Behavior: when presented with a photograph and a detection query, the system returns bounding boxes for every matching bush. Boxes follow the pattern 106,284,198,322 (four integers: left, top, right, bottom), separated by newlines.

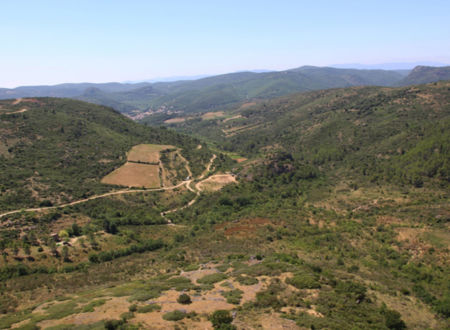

222,289,243,304
136,304,161,313
197,273,227,285
210,310,234,329
162,310,186,321
286,274,321,289
383,309,406,329
177,293,192,304
235,275,258,286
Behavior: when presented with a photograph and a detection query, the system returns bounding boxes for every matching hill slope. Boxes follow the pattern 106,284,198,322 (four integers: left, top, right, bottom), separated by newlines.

0,67,407,117
398,65,450,85
0,98,211,211
163,81,450,187
0,84,448,329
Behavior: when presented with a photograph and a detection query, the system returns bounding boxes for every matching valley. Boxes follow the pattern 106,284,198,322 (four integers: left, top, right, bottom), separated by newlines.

0,79,449,330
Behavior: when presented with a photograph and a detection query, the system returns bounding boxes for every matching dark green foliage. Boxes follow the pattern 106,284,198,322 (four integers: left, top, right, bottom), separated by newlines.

88,239,163,263
210,310,234,329
382,308,407,330
435,296,450,318
234,275,258,286
255,282,285,310
197,273,227,284
221,289,243,304
177,293,192,304
286,273,321,289
136,304,161,313
162,310,186,321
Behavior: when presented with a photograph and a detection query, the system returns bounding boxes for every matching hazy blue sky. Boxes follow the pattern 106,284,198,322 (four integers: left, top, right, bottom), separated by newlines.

1,0,449,87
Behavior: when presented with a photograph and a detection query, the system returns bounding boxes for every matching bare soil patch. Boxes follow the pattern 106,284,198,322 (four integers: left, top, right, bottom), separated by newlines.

101,162,160,188
196,174,236,192
223,114,243,122
164,117,186,124
202,111,225,120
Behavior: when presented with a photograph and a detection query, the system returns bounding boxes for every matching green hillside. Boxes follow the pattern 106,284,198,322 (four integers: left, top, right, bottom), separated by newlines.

399,66,450,85
92,67,405,116
0,85,448,329
166,81,450,188
0,98,212,211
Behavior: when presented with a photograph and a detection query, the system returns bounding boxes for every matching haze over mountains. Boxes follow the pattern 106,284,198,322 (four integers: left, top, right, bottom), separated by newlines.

1,65,449,119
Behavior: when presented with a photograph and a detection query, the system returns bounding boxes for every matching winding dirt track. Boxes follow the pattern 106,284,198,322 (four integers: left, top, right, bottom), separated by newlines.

0,154,219,220
160,154,217,221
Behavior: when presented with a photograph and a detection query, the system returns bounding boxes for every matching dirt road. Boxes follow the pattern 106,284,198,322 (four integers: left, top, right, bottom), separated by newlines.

0,154,220,219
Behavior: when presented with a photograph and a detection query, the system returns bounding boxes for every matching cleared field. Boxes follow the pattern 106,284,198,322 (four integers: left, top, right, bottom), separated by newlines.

164,117,187,124
196,174,236,192
201,111,225,120
127,144,175,163
101,162,160,188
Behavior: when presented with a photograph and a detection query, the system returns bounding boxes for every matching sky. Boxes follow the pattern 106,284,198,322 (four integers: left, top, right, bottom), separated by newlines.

1,0,449,88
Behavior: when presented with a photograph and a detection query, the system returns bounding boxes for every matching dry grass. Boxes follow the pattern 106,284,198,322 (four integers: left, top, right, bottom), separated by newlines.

37,297,129,328
372,290,441,329
127,144,174,163
101,162,160,188
215,218,272,238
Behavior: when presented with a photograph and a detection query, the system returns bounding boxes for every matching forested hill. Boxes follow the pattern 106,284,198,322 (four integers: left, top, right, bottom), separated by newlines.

0,98,211,211
398,65,450,86
165,81,450,188
0,66,407,115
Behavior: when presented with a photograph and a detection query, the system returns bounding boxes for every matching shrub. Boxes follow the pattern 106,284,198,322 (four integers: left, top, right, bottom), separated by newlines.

210,310,234,329
222,289,243,304
177,293,192,304
235,275,258,286
197,273,227,285
162,310,186,321
383,309,406,329
286,274,321,289
137,304,161,313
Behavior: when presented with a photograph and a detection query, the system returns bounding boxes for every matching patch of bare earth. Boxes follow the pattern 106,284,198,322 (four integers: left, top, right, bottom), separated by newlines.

196,174,236,192
223,114,243,122
202,111,225,120
164,117,186,124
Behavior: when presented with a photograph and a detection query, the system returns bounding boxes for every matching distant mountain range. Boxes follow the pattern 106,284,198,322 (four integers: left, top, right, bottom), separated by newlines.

1,65,449,117
331,61,449,70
